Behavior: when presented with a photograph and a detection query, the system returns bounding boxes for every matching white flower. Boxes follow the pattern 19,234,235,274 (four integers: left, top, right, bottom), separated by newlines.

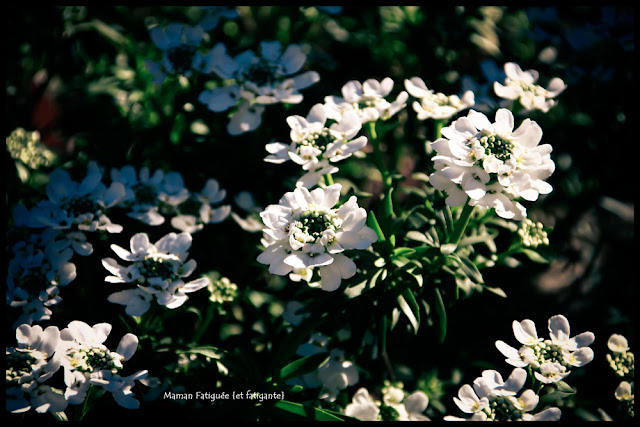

198,41,320,135
110,165,167,226
615,381,633,402
429,108,555,220
7,243,77,326
230,191,265,233
316,349,359,402
608,334,630,353
495,314,594,380
54,321,146,409
493,62,566,113
405,76,474,120
257,184,377,291
265,103,367,188
145,22,205,84
534,362,570,384
171,178,231,233
345,385,429,421
447,368,561,421
31,162,125,233
102,232,210,315
324,78,408,123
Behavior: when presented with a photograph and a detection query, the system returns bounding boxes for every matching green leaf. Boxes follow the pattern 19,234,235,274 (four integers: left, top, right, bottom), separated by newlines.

433,287,447,343
393,247,417,257
456,254,484,284
367,210,386,242
369,267,387,288
181,346,222,360
278,353,331,382
483,285,507,298
520,248,549,263
555,380,576,394
274,400,351,421
397,290,420,334
405,231,430,243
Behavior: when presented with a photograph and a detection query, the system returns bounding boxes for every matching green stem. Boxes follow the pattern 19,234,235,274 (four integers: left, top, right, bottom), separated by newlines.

323,172,334,187
367,121,395,243
447,201,474,246
433,119,445,141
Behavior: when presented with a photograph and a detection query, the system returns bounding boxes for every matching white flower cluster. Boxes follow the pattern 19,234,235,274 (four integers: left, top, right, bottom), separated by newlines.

198,40,320,135
429,108,555,220
289,332,359,402
345,383,430,421
405,76,475,121
494,62,566,113
495,314,595,384
607,334,634,418
256,184,377,292
6,161,229,327
324,77,408,123
6,322,147,414
102,232,210,316
264,103,367,188
444,368,561,421
111,165,231,233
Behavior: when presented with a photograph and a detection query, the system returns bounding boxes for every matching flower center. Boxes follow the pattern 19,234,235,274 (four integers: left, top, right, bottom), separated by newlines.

64,195,101,217
167,45,196,74
132,183,158,206
6,350,39,383
177,195,203,217
293,209,338,243
478,134,514,162
378,403,401,421
240,59,279,86
517,219,549,248
531,340,571,370
299,129,336,153
137,256,177,280
488,396,523,421
67,345,123,373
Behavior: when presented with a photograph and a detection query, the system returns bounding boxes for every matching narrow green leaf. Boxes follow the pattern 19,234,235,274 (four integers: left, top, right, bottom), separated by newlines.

457,254,484,284
393,247,417,257
279,353,331,382
181,346,222,360
555,380,576,394
367,210,386,242
405,231,430,243
520,248,549,263
433,287,447,343
397,290,420,334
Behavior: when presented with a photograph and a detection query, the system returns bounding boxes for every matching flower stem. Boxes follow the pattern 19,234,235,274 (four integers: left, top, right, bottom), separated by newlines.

433,119,445,141
323,172,334,187
367,121,395,243
447,200,474,246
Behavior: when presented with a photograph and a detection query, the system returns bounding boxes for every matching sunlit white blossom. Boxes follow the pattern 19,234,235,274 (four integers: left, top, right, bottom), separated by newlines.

445,368,561,421
405,76,474,121
324,78,408,123
429,108,555,220
257,184,377,291
265,103,367,188
54,321,147,409
493,62,566,113
102,232,210,315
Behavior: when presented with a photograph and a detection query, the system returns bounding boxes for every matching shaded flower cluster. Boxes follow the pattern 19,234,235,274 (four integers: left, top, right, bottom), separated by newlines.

345,382,430,421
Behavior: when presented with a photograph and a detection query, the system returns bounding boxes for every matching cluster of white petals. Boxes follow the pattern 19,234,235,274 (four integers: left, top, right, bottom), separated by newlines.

429,108,555,220
265,103,367,188
444,368,561,421
6,324,65,414
345,384,430,421
102,232,210,315
324,78,408,123
199,40,320,135
405,76,475,121
494,62,567,113
495,314,595,384
54,321,147,409
257,184,377,292
29,161,125,234
6,321,146,413
289,333,359,402
111,165,230,232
